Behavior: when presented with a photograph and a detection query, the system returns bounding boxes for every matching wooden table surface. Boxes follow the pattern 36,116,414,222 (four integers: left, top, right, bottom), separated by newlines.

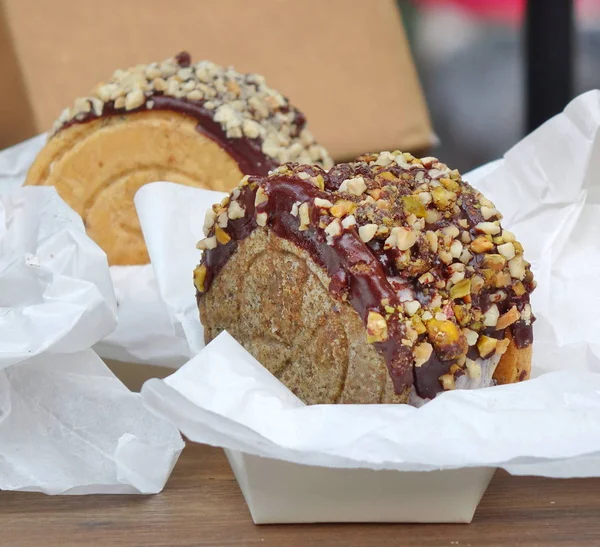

2,444,599,547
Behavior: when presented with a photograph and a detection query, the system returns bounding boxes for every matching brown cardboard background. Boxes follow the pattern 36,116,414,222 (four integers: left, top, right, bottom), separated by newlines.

0,0,431,160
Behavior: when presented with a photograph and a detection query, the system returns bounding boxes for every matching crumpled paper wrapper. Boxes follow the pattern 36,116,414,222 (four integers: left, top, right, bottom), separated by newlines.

0,134,191,368
0,186,183,494
139,90,600,478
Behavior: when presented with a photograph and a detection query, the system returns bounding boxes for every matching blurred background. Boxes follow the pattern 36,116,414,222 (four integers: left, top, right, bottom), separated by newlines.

401,0,600,171
1,0,597,173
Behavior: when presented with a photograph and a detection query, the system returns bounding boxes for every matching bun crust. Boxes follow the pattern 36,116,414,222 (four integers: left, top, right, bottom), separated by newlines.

26,111,244,265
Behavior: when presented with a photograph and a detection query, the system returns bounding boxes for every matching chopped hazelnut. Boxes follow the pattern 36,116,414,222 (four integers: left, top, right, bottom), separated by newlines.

482,304,500,327
497,242,516,260
314,197,333,208
471,236,494,253
502,229,516,242
255,187,269,206
414,342,433,367
359,224,378,243
426,230,438,253
196,236,217,251
477,335,498,358
256,212,268,226
342,215,356,229
508,255,526,280
203,208,216,236
496,306,519,330
299,202,310,230
459,249,473,264
325,218,342,237
404,300,421,316
330,200,355,218
418,192,433,205
290,201,300,217
431,186,456,210
227,200,246,220
419,272,435,285
339,176,367,196
214,225,231,245
450,239,463,258
475,222,501,235
193,264,207,293
480,206,498,220
483,254,507,271
439,373,456,391
217,211,229,228
463,328,479,346
465,358,482,379
367,311,388,343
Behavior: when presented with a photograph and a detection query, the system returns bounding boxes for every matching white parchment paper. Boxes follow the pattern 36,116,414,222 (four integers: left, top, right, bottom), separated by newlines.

0,135,190,368
0,186,183,494
138,90,600,478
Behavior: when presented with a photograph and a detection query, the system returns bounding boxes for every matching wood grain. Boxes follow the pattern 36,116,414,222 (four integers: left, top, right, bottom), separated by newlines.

2,444,599,546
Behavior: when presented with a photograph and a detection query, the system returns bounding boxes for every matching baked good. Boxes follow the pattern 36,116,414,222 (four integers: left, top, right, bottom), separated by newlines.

25,52,332,265
194,151,535,405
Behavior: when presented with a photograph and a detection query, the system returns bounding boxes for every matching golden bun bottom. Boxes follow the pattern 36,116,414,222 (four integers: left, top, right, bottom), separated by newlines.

199,229,532,405
25,111,244,265
493,330,532,385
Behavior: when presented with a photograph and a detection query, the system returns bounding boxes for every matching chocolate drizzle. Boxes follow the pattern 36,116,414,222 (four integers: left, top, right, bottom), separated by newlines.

58,96,279,177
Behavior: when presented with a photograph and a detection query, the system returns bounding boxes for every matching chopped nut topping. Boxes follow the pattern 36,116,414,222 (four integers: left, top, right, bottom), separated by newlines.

299,202,310,231
475,222,501,235
314,197,333,208
217,211,228,228
414,342,433,367
497,242,516,260
193,264,207,293
404,300,421,316
330,200,355,218
495,306,520,330
439,373,456,391
358,224,378,243
471,236,494,253
367,311,388,343
51,53,333,169
255,187,269,206
203,209,216,236
256,211,268,226
463,328,479,346
227,200,246,220
342,215,357,229
339,176,367,196
465,358,482,379
508,255,526,280
325,218,342,237
483,304,500,327
196,236,217,250
214,225,231,245
477,335,498,358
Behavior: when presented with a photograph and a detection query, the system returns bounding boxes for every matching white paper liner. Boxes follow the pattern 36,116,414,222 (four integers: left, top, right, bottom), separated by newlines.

138,90,600,478
0,187,183,494
0,134,190,368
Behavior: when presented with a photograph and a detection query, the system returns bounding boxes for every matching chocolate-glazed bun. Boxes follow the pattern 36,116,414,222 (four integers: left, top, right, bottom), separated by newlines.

194,152,535,405
25,52,331,265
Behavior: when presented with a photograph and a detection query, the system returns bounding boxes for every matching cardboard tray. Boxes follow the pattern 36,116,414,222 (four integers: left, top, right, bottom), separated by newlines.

225,449,495,524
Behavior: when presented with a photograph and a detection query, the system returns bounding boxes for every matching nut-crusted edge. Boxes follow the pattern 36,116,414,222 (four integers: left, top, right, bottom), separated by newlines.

51,52,333,169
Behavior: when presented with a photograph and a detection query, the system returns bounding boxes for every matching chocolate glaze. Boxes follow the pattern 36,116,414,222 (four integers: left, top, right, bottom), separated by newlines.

59,95,279,176
202,177,415,392
198,167,535,399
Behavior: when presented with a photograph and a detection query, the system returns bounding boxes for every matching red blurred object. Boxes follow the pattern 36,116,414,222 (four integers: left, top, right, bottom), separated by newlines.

415,0,525,22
